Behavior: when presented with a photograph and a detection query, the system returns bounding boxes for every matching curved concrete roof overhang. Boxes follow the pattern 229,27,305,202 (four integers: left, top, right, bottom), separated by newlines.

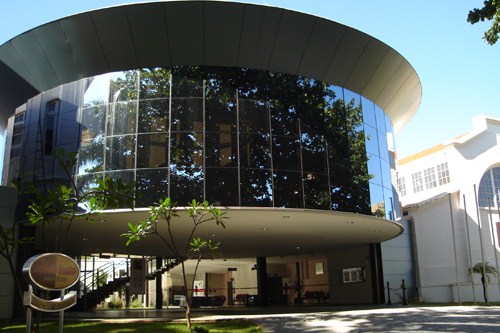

0,1,421,133
39,207,404,257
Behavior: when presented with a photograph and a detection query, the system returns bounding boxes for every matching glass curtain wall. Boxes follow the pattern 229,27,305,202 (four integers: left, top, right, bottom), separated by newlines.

78,66,396,220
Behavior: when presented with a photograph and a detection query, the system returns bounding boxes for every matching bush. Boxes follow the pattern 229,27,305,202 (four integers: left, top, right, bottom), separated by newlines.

107,296,124,309
192,326,209,333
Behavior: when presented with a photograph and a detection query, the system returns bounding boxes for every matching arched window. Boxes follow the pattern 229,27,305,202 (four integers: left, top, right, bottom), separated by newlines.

478,167,500,207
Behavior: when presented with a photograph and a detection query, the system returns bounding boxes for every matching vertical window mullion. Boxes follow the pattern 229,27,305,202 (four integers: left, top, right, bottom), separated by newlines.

167,72,173,198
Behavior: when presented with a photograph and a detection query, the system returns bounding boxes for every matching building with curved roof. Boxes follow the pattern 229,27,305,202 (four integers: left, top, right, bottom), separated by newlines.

0,1,421,314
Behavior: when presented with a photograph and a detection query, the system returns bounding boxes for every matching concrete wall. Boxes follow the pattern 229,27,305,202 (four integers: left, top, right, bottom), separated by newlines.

327,245,374,304
0,186,18,319
381,218,416,303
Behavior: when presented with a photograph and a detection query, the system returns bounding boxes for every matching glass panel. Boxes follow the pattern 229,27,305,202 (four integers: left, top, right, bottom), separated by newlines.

343,89,363,133
240,169,272,207
138,99,169,133
78,137,104,174
304,172,330,209
170,132,203,169
369,182,385,218
384,188,395,221
367,154,382,186
375,105,387,133
478,170,493,207
364,124,379,157
205,168,239,206
107,101,137,135
83,74,110,106
239,134,271,169
136,168,168,207
77,172,104,194
105,135,136,171
139,68,170,99
109,71,138,102
273,171,303,208
272,136,300,171
205,132,237,167
137,133,168,168
170,166,203,204
361,97,376,128
171,98,203,132
239,99,269,134
81,105,106,140
378,130,389,162
380,159,392,190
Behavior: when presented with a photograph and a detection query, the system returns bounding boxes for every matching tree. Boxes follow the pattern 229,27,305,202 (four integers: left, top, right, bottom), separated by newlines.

0,183,34,316
26,148,135,253
469,262,497,304
468,1,500,45
122,198,226,330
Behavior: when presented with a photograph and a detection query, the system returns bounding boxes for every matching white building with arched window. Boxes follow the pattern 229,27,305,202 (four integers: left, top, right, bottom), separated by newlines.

394,115,500,303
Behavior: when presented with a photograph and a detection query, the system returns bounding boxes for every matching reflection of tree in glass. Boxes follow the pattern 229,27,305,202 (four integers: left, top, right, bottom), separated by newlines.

109,71,138,102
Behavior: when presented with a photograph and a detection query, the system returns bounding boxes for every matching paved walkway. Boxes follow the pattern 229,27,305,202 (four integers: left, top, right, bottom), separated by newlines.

64,305,500,332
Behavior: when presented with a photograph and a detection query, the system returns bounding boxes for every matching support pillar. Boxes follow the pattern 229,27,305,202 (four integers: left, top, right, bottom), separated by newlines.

155,256,162,309
256,257,268,306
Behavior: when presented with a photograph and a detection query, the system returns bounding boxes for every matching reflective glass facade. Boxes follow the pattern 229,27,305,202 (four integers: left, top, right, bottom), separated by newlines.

78,67,396,219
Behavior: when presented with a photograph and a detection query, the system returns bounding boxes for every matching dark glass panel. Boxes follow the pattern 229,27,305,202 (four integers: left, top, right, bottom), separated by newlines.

109,71,138,102
137,133,168,168
169,166,203,205
273,171,303,208
205,97,237,132
300,128,327,173
136,168,168,207
205,132,237,167
270,103,299,137
105,135,136,171
239,134,271,169
240,169,272,207
105,170,135,209
205,167,239,206
81,105,105,140
78,137,104,174
138,99,169,133
139,68,170,99
361,97,376,128
205,78,237,132
330,176,350,211
304,172,330,209
343,89,363,133
239,99,269,134
364,124,379,157
107,101,137,135
171,98,203,132
171,75,203,98
272,136,300,171
170,132,203,169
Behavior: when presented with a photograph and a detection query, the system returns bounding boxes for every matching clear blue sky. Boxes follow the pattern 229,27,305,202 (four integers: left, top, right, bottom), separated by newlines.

1,0,499,158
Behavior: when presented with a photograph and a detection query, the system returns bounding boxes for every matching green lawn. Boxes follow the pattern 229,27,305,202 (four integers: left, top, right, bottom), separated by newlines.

0,320,264,333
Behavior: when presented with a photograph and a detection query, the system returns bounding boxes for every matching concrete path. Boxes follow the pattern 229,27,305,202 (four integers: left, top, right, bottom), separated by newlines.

64,305,500,332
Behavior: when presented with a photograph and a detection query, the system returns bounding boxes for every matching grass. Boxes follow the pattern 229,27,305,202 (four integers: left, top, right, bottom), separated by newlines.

0,320,264,333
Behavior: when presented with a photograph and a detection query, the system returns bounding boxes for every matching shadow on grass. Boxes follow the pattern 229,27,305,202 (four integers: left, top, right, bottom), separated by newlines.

0,319,264,333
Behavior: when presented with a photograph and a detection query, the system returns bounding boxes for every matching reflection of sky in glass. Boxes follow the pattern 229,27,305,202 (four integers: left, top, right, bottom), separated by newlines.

84,73,111,106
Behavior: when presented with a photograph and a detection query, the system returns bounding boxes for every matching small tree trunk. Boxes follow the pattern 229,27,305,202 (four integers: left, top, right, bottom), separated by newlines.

481,275,488,304
181,261,192,330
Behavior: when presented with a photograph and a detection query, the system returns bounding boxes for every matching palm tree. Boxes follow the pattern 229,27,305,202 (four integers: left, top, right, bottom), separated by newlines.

470,262,497,304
